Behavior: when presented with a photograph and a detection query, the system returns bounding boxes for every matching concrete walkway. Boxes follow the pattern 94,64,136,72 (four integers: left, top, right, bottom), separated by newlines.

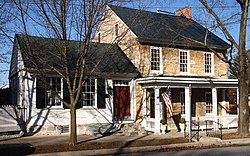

0,128,249,156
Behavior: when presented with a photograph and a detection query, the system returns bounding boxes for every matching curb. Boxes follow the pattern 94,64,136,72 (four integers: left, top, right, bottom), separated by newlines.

31,142,214,156
31,138,250,156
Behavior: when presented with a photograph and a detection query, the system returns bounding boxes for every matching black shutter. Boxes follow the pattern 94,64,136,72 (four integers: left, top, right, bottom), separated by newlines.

63,81,70,109
97,78,106,109
36,77,46,109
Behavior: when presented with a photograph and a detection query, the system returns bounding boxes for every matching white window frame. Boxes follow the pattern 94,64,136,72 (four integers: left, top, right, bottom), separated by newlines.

81,78,97,108
179,49,190,75
113,80,130,86
150,46,163,74
45,77,63,108
205,92,212,115
204,52,214,75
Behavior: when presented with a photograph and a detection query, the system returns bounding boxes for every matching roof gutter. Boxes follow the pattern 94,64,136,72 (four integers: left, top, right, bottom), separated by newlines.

138,38,229,53
136,76,238,87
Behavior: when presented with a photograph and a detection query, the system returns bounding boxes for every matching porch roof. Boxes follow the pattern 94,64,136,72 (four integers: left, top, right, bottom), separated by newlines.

136,76,238,88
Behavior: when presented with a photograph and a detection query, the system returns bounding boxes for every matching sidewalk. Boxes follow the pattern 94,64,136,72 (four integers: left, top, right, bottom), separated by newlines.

0,128,250,156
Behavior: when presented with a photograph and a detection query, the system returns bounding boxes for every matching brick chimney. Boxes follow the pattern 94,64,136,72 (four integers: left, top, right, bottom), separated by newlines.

176,6,192,19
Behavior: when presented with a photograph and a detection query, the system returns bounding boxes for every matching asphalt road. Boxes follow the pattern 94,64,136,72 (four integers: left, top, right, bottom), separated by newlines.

118,145,250,156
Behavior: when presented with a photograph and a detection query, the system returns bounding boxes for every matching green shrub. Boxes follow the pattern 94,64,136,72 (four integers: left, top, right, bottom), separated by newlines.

179,117,186,123
160,119,167,125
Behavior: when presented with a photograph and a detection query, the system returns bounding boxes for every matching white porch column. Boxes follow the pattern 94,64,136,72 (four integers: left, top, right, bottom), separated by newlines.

142,88,147,128
212,88,218,122
19,71,24,107
154,87,161,134
222,89,227,116
107,80,113,119
185,85,192,142
130,79,136,121
185,87,191,122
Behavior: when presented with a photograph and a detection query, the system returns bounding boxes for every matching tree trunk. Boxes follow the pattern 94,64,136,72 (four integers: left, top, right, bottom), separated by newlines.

237,0,249,134
69,107,77,146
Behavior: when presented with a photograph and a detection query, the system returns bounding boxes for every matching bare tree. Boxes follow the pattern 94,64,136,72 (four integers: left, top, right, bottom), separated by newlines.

0,1,16,74
199,0,249,134
11,0,135,146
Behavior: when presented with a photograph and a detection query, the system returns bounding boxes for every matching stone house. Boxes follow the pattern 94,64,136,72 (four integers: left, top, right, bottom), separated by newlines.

8,34,139,135
94,5,239,133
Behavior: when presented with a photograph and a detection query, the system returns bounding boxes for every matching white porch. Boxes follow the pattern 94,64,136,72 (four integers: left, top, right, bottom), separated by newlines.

137,76,238,134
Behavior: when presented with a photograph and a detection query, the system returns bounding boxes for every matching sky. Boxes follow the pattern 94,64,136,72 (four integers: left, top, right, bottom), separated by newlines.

0,0,247,87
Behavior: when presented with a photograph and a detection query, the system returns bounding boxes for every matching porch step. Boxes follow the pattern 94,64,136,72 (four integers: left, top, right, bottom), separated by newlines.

121,123,148,136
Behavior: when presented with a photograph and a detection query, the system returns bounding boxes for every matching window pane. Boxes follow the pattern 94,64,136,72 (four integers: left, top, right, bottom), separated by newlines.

46,77,62,107
180,51,188,72
205,53,212,73
82,79,95,107
205,92,212,113
151,48,160,71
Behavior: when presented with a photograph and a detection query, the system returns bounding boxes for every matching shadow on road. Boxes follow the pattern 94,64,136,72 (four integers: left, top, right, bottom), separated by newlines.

0,143,35,155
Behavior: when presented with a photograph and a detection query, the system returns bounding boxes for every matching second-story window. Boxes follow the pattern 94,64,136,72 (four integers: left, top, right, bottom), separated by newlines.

204,52,213,74
150,46,162,73
179,50,189,74
115,24,119,37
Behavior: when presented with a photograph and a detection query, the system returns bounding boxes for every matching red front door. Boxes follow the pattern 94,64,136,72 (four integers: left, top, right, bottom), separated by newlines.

114,86,131,118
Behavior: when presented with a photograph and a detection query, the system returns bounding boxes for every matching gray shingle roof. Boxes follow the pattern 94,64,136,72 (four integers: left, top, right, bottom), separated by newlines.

15,34,139,77
109,5,230,52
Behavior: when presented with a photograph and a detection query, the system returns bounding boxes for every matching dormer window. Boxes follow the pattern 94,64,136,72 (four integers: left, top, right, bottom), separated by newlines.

150,46,162,74
98,33,101,43
115,24,119,37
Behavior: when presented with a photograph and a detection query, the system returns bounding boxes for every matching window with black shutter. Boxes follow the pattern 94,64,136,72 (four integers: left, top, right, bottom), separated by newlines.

36,77,46,109
63,80,70,109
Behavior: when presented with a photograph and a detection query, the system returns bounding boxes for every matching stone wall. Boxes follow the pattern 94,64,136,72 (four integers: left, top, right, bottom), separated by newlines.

31,125,62,136
138,46,227,78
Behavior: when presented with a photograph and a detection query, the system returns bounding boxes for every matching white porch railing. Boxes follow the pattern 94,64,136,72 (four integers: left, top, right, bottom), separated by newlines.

218,115,238,128
191,115,238,130
145,118,155,132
